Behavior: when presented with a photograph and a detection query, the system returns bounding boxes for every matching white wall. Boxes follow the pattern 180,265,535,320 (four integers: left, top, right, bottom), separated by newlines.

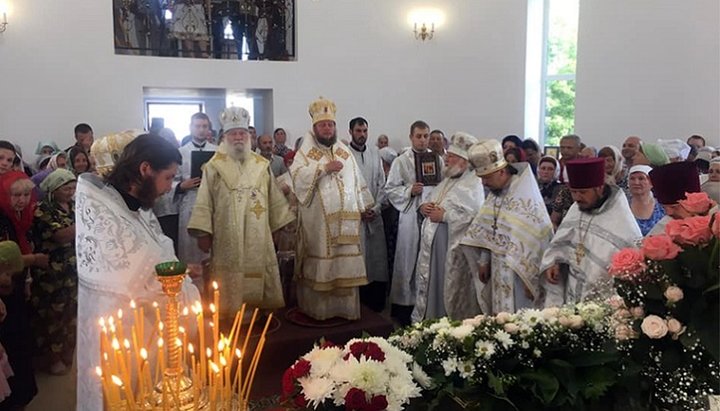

575,0,720,149
0,0,528,159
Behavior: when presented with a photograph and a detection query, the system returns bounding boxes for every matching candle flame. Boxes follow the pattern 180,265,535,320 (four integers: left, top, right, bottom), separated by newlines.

108,316,115,326
220,356,227,367
98,317,105,327
95,366,103,377
111,338,120,351
209,303,216,314
130,300,136,309
175,338,182,348
103,353,108,361
140,348,148,360
235,349,242,359
206,348,212,359
158,322,164,331
111,375,123,387
152,301,158,308
117,309,123,319
123,339,130,349
212,281,218,290
158,338,164,348
182,307,189,316
188,343,194,354
109,324,116,334
178,326,185,334
218,341,225,351
210,362,220,374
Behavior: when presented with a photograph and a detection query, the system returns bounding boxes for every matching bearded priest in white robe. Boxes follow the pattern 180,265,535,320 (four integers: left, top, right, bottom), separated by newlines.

290,97,374,320
76,134,200,411
188,107,294,318
461,139,554,315
384,121,442,326
412,132,484,323
347,117,389,313
542,158,642,307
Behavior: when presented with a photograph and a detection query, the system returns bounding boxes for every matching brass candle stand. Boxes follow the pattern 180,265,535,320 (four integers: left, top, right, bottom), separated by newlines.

97,261,272,410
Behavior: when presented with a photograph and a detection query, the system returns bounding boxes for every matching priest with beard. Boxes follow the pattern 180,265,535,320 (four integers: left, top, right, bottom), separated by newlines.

75,134,200,411
188,107,294,318
412,132,484,322
460,139,553,315
290,97,374,321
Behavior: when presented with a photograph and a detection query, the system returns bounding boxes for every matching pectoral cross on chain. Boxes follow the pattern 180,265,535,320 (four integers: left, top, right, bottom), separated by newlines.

575,244,586,265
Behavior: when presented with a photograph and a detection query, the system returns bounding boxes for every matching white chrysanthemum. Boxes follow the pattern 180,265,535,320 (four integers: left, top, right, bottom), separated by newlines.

345,356,390,394
458,360,476,379
521,309,544,326
475,340,496,359
449,324,474,340
298,376,335,409
521,341,530,349
429,318,452,332
412,362,434,389
302,346,343,377
442,357,459,376
388,376,422,407
493,329,514,349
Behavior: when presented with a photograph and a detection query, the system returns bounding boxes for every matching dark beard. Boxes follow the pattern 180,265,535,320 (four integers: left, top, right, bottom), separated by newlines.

317,134,337,147
136,175,159,210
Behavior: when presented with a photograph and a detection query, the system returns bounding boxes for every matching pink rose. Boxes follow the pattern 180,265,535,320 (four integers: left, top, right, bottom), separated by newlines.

666,318,684,334
568,315,584,329
678,192,714,215
641,235,683,261
503,323,520,334
641,315,668,339
607,296,625,310
712,212,720,239
630,307,645,319
495,312,512,325
558,316,572,328
614,309,631,320
608,248,646,279
615,324,632,341
665,215,713,245
664,285,684,303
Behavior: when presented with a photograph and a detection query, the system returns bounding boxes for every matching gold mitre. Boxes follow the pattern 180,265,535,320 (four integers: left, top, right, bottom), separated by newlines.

308,97,337,125
91,129,144,177
219,107,250,131
468,139,508,177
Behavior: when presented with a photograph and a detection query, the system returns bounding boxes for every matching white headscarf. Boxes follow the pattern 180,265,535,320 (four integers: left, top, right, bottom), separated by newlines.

658,139,691,161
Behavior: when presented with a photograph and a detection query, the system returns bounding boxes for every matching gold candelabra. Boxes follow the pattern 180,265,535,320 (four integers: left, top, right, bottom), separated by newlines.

97,262,272,410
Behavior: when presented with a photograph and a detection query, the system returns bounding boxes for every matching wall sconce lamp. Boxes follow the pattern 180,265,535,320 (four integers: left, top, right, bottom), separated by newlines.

0,1,9,33
408,8,444,42
414,23,434,41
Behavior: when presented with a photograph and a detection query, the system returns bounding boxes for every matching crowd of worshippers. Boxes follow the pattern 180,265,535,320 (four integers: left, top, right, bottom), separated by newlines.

0,99,718,409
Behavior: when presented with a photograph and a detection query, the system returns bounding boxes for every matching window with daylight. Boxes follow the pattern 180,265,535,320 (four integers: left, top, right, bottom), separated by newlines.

525,0,579,147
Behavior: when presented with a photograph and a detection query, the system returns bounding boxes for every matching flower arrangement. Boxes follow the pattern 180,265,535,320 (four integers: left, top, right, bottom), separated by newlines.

389,303,618,410
608,204,720,410
281,337,421,411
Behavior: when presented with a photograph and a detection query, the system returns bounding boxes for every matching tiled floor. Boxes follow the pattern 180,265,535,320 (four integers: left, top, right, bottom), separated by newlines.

27,362,77,411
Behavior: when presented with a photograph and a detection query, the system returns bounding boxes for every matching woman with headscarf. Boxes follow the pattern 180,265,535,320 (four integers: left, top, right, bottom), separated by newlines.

30,169,78,375
537,156,562,215
30,152,68,200
0,171,48,410
68,147,91,176
598,145,624,184
633,142,670,168
627,165,665,236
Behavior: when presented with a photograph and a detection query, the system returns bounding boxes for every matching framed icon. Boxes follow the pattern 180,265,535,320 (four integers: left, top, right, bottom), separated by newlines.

415,152,442,186
544,146,560,159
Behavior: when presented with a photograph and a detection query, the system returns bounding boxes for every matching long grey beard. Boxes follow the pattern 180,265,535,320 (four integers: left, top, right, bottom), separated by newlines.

444,165,465,178
222,141,249,162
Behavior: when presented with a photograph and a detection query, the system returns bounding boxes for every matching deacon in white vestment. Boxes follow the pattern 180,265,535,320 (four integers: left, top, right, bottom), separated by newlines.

412,133,484,323
347,117,389,313
76,134,200,411
174,113,217,274
290,98,374,320
542,158,641,307
384,121,442,325
460,140,554,315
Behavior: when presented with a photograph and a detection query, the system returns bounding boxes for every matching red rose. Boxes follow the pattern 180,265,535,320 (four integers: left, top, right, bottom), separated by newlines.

281,368,295,397
678,192,714,215
345,388,368,410
641,234,682,260
365,395,389,411
293,394,308,408
348,341,386,362
608,248,646,279
320,340,337,349
291,359,312,379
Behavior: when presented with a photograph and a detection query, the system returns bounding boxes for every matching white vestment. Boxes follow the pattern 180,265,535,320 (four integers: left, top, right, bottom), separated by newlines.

176,141,217,267
412,170,484,322
541,185,642,306
290,133,373,320
385,149,441,306
461,164,553,314
349,144,389,283
75,174,200,411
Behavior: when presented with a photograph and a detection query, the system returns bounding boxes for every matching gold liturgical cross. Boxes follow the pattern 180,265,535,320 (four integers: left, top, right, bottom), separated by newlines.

575,244,586,265
250,201,266,219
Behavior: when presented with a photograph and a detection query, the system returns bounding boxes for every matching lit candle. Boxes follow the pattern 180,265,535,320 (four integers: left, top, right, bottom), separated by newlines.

194,301,206,381
233,349,242,400
156,338,165,382
139,348,148,404
210,303,219,365
96,366,111,408
111,375,123,406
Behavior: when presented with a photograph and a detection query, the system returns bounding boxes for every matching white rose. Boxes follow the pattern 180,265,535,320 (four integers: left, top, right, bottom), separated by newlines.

496,312,512,325
503,323,520,334
640,315,669,339
666,318,685,335
569,315,584,329
541,307,560,319
630,307,645,319
664,286,684,303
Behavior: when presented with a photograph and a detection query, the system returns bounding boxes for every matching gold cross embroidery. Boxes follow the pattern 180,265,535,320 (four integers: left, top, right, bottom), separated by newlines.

250,201,266,219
